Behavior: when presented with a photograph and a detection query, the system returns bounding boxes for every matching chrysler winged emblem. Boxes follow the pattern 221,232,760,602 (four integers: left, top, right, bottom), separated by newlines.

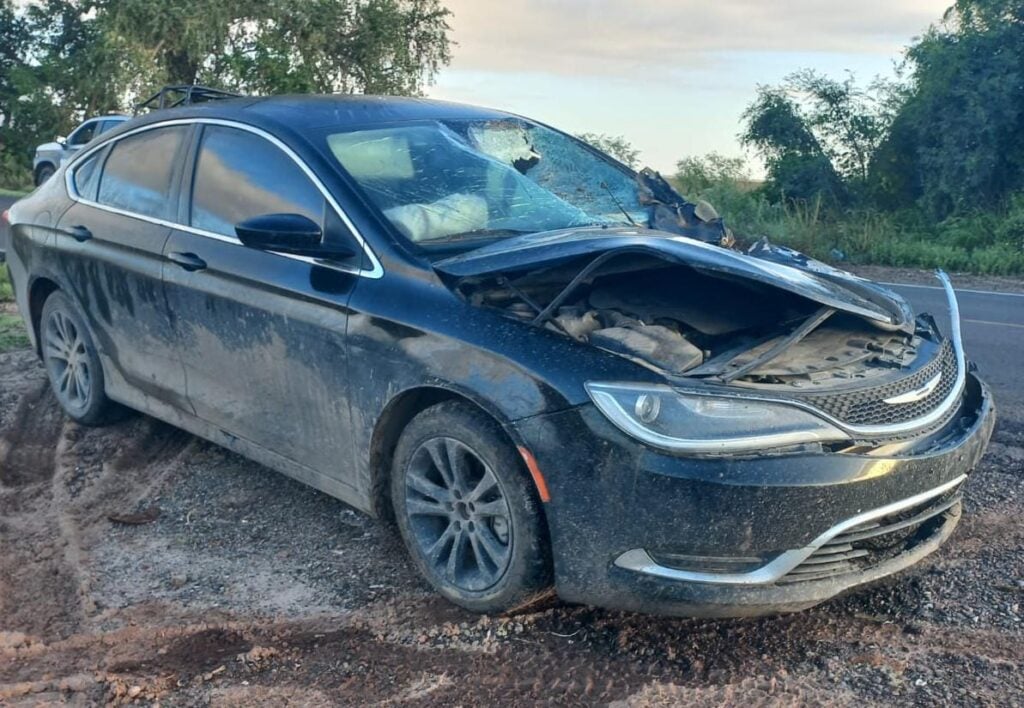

883,372,943,405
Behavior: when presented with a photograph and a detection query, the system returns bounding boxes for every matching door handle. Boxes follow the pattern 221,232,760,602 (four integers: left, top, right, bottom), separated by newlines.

168,251,207,272
66,225,92,243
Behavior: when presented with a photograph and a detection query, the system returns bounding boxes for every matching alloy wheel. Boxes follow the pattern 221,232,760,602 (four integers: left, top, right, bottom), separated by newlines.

404,437,514,592
43,309,92,412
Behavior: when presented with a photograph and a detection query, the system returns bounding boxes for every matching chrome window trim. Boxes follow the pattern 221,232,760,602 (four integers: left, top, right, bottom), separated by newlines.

63,117,384,279
614,473,966,585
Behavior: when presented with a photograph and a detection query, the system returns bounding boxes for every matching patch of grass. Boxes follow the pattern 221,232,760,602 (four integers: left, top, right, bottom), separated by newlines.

0,312,29,352
672,178,1024,276
0,270,13,303
0,187,29,198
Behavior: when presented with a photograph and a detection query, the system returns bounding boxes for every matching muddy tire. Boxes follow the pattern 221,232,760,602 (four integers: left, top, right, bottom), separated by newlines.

40,291,122,426
391,401,552,613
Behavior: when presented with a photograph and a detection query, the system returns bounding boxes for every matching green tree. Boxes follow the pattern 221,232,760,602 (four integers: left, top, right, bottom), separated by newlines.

0,0,139,183
97,0,452,95
0,0,32,186
871,0,1024,217
674,152,748,194
0,0,452,186
740,83,843,205
740,71,886,206
576,133,640,168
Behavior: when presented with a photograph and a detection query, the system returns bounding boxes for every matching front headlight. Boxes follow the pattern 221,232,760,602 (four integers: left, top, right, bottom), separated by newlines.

586,382,849,454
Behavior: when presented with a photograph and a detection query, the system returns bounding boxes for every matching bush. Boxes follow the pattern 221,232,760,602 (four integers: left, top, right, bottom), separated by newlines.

0,150,32,192
671,156,1024,275
0,270,13,303
0,313,28,352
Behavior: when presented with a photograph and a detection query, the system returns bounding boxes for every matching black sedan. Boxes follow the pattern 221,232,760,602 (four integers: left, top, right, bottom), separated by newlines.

0,94,994,616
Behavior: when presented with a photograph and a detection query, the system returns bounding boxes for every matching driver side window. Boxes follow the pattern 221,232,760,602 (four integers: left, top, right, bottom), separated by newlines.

68,121,98,147
190,126,326,238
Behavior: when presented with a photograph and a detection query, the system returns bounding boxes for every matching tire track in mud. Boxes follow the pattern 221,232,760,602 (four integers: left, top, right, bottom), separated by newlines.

0,381,63,488
0,361,197,643
1,566,1022,705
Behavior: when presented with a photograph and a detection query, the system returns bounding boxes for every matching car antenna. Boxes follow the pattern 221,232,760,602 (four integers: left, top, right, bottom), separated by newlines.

600,181,640,227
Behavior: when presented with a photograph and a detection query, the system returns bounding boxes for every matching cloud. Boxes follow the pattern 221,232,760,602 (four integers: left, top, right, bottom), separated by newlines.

442,0,949,76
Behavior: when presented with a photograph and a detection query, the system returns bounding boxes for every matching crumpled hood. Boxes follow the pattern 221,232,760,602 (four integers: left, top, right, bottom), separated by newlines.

433,227,915,332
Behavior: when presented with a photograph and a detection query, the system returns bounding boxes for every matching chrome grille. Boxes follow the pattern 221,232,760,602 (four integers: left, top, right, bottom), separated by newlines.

797,339,958,427
778,490,960,584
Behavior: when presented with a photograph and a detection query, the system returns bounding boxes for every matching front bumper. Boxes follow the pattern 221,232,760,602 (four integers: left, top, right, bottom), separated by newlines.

514,373,995,617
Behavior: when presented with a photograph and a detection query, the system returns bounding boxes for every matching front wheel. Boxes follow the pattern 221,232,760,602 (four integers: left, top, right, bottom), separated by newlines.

391,401,552,613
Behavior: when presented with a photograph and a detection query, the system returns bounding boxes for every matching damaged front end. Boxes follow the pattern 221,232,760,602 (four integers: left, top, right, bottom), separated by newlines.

437,229,968,455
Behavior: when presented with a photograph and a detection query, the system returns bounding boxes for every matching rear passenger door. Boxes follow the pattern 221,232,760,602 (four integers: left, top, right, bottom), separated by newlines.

57,125,191,411
162,123,362,489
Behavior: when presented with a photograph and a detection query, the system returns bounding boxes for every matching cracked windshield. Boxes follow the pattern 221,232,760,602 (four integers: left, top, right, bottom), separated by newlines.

326,119,646,244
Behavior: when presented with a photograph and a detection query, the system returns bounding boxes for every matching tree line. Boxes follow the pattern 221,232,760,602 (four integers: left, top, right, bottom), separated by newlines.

3,0,1023,274
740,0,1024,223
665,0,1024,274
0,0,452,187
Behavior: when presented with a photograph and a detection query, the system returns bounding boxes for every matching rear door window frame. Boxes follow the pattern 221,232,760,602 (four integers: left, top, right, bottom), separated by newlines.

63,117,383,279
94,124,193,221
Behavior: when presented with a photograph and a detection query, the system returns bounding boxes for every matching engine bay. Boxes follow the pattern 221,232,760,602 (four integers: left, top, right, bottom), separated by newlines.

457,257,926,391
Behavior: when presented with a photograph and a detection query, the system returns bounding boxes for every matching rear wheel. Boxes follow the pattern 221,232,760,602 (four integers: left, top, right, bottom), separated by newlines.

391,401,551,613
40,291,121,425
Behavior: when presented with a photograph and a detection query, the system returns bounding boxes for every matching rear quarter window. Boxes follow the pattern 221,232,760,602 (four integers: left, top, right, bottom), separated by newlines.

71,150,105,201
96,126,188,220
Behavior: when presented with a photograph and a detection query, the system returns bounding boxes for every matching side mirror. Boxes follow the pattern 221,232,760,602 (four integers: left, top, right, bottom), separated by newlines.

235,213,356,259
55,136,67,147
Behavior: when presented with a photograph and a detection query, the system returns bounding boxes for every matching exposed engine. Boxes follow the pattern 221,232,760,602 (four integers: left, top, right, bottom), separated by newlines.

459,257,925,392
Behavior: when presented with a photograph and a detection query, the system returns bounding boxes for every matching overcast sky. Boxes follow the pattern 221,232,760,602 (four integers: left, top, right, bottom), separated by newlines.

428,0,951,174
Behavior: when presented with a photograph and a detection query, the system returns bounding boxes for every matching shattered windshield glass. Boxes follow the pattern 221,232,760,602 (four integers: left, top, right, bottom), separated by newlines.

324,119,648,245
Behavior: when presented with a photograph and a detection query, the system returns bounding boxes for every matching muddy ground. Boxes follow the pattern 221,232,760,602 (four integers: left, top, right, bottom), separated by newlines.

1,342,1023,706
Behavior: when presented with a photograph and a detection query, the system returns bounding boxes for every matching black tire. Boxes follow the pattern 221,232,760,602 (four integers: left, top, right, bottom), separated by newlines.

40,291,122,425
35,163,55,186
391,400,552,613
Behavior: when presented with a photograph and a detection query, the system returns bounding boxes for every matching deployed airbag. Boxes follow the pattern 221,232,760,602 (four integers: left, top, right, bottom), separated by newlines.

385,193,488,242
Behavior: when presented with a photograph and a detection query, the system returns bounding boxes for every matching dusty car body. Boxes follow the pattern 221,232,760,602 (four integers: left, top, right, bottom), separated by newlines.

2,95,994,617
32,115,128,185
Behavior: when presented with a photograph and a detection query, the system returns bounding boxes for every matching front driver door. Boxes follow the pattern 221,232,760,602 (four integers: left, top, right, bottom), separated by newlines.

162,123,363,493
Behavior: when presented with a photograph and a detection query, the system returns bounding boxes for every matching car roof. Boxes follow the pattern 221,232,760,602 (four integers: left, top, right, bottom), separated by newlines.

121,95,518,134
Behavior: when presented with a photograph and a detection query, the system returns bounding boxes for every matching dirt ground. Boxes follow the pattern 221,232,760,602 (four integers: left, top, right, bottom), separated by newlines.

1,342,1023,706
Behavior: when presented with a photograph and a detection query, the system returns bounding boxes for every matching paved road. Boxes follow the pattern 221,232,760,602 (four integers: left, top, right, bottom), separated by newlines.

2,194,1021,411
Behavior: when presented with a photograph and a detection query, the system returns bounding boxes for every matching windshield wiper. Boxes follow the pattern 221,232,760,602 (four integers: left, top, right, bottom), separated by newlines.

600,181,640,227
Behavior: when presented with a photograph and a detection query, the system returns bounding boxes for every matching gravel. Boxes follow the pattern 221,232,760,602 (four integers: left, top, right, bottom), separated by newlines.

1,341,1022,706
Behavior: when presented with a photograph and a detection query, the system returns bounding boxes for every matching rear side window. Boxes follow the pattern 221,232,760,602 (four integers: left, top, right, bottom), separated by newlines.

97,126,187,219
72,150,104,201
190,125,325,237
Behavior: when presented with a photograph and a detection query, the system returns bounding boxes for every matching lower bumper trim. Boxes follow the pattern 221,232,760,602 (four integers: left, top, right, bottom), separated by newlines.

613,473,967,585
